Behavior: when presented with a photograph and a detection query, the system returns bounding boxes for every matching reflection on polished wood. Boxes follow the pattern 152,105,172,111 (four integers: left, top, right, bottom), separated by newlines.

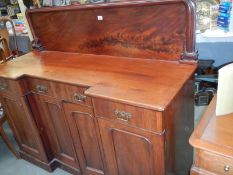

190,96,233,175
0,51,196,111
0,0,197,174
26,0,196,61
0,50,196,175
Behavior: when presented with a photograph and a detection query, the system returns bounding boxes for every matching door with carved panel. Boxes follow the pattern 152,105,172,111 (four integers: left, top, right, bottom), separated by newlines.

27,93,80,170
63,102,105,175
98,119,165,175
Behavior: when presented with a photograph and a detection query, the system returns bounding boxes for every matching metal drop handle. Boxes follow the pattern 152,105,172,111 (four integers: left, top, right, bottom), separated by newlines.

224,165,230,172
36,85,48,94
74,93,86,102
0,82,8,91
114,110,132,122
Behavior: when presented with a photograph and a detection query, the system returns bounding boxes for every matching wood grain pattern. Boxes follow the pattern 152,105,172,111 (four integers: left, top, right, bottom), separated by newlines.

0,1,197,174
190,96,233,157
0,94,48,163
28,93,81,171
26,77,92,106
97,118,165,175
190,96,233,175
26,0,196,61
93,97,164,133
0,51,196,111
0,48,196,175
195,150,233,175
0,77,26,96
63,103,105,175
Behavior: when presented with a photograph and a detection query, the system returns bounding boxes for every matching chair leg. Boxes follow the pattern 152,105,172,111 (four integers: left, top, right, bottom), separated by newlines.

0,126,20,159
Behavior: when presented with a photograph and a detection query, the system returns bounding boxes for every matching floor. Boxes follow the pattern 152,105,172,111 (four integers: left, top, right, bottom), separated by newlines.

0,105,207,175
0,122,70,175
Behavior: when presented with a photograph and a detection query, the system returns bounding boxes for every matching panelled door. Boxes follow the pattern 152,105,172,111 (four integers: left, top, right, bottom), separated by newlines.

63,102,105,175
98,118,165,175
0,94,48,163
27,93,80,170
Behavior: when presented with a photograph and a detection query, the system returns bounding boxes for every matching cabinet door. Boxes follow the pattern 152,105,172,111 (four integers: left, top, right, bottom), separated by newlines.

63,102,105,175
28,93,80,170
98,119,165,175
0,95,47,162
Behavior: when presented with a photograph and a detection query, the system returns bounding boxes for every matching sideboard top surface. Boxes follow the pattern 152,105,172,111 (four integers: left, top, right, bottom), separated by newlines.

190,96,233,157
26,0,196,61
0,51,196,111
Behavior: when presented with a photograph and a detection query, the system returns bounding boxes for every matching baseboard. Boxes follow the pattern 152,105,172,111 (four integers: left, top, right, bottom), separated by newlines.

55,159,81,175
20,151,81,174
19,151,56,172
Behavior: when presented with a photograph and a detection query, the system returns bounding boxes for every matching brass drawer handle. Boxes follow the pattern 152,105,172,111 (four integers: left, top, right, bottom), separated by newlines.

224,165,230,172
35,85,48,94
114,110,132,122
74,93,86,102
0,82,8,91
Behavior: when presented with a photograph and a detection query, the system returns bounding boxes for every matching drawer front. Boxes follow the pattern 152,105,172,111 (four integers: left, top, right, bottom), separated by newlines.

196,150,233,175
0,77,25,96
93,98,163,133
26,78,92,106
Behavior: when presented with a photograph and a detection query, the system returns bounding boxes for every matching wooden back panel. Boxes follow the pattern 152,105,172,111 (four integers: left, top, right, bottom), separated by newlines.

26,0,196,61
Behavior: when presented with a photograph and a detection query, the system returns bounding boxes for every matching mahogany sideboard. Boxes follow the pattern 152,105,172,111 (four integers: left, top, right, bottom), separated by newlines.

190,96,233,175
0,1,197,175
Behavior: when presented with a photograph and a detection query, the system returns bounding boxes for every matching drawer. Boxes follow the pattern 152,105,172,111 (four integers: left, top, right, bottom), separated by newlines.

0,77,25,96
26,77,92,106
196,150,233,175
93,98,163,133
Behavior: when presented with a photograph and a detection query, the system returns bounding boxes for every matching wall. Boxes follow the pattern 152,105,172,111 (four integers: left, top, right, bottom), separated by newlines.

196,34,233,67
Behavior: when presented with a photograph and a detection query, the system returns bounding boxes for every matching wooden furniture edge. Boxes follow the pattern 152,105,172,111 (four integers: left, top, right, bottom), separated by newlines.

19,151,56,172
191,165,217,175
0,59,197,112
189,96,233,158
164,78,194,174
25,0,197,61
20,150,81,174
189,96,216,147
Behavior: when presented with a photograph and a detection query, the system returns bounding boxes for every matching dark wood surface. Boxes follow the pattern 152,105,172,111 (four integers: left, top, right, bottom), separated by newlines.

164,79,194,175
93,97,164,133
63,102,105,175
190,96,233,175
26,0,196,61
0,51,196,175
28,93,81,171
97,117,165,175
26,77,92,106
0,93,48,163
0,51,196,111
0,1,197,174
